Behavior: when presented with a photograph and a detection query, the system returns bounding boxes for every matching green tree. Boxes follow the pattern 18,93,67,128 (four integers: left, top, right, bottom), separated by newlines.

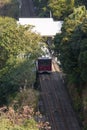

33,0,49,17
75,0,87,8
48,0,75,20
72,19,87,82
0,0,19,19
54,6,87,84
0,17,42,105
33,0,87,20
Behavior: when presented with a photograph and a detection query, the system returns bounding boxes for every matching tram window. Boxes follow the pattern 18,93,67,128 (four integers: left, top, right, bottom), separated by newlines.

38,59,51,66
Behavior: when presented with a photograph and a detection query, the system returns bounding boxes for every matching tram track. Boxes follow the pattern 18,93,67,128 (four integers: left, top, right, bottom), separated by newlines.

19,0,81,128
39,74,59,130
52,61,81,129
39,61,81,130
20,0,35,17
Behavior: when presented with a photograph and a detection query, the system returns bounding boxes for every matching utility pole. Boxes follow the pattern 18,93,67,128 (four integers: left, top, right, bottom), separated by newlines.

50,11,52,18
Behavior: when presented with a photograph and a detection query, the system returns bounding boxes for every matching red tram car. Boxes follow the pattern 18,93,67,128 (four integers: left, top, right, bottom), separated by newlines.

36,57,52,73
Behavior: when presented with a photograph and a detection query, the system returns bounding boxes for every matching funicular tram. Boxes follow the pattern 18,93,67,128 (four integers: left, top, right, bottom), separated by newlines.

37,57,52,73
36,44,52,73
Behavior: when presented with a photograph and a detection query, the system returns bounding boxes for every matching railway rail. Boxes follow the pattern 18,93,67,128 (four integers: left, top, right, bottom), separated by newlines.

39,60,81,130
19,0,81,129
20,0,35,17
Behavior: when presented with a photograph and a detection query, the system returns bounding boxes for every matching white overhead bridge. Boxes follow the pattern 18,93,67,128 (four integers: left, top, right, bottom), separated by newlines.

18,18,63,37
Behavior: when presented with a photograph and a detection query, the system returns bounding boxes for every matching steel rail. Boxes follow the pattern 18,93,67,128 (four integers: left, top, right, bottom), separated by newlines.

39,61,81,130
20,0,35,17
52,60,81,130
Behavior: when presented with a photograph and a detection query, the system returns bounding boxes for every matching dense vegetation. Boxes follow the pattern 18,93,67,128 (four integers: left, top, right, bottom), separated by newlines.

33,0,87,129
53,4,87,130
0,16,47,129
0,89,39,130
0,0,19,19
0,0,87,129
0,17,43,105
54,6,87,85
33,0,87,20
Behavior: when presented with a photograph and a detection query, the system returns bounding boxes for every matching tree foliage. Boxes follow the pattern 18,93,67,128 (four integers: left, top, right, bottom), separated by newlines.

48,0,75,20
0,17,42,105
0,0,19,19
33,0,50,17
33,0,74,19
75,0,87,8
54,6,87,84
33,0,87,20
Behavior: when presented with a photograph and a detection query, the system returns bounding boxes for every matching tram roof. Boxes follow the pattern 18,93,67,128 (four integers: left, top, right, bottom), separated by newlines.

38,57,52,60
18,18,63,37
